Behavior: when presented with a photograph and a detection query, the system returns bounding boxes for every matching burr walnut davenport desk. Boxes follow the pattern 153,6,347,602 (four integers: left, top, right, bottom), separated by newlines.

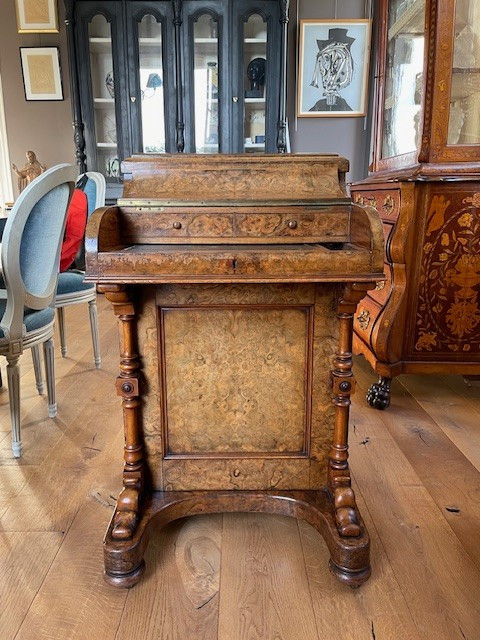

85,154,384,588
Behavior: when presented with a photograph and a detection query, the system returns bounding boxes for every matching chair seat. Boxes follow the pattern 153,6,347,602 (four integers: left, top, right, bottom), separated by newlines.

56,271,96,295
0,300,54,339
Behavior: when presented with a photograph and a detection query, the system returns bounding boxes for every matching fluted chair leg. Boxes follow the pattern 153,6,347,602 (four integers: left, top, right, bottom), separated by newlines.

31,345,44,395
7,355,21,457
43,338,57,418
57,307,67,357
88,299,101,369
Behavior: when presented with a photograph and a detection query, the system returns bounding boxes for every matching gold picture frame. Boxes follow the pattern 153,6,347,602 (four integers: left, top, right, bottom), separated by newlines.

20,47,63,101
297,19,372,117
15,0,59,33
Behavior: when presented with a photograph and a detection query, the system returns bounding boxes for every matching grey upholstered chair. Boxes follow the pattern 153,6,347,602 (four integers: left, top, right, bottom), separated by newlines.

0,164,77,457
53,171,105,369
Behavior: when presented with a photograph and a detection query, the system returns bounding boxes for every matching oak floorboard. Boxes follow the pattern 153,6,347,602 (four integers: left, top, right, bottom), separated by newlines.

299,489,421,640
0,531,63,640
14,493,127,640
354,363,480,573
349,395,480,640
0,378,120,533
398,372,480,473
115,515,222,640
0,314,120,532
218,513,319,640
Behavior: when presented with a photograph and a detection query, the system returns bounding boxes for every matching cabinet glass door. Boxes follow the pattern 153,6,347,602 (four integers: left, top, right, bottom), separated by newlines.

137,15,166,153
448,0,480,144
192,14,220,153
243,14,267,152
88,14,120,179
381,0,426,158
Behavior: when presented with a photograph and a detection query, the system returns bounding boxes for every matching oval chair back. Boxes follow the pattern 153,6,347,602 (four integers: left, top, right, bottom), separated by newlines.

1,164,77,342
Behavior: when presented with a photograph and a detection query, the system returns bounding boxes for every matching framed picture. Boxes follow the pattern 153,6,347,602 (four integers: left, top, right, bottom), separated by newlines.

15,0,59,33
20,47,63,101
297,19,372,117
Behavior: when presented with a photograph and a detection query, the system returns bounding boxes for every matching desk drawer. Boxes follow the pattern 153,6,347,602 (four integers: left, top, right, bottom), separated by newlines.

235,210,348,241
133,212,235,239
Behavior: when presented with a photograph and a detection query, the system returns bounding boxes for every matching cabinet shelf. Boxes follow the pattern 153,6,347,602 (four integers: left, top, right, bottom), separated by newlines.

94,98,115,108
388,0,425,41
89,37,113,53
139,37,162,48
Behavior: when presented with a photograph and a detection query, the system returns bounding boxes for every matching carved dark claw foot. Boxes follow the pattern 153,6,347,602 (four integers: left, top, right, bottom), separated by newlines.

366,377,392,410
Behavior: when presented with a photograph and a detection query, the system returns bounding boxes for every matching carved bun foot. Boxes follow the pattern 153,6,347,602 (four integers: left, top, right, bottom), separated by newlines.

104,560,145,589
328,559,371,588
366,377,392,410
104,489,371,589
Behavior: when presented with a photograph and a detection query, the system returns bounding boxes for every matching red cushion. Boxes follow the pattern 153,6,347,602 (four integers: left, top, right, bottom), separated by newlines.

60,189,87,272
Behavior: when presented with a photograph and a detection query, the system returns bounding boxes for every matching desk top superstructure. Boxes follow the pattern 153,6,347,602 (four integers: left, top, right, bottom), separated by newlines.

86,154,384,589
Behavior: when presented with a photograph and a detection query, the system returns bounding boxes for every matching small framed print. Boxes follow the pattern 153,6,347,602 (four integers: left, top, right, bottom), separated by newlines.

20,47,63,101
15,0,59,33
298,19,372,117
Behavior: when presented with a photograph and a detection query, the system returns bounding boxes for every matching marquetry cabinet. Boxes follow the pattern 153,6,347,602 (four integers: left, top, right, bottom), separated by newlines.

64,0,289,199
351,0,480,408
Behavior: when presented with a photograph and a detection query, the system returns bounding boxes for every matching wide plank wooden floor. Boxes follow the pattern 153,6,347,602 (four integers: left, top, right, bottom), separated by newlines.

1,294,480,640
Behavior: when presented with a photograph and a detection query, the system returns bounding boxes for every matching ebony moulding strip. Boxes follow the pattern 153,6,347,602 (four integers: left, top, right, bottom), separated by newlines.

103,489,371,589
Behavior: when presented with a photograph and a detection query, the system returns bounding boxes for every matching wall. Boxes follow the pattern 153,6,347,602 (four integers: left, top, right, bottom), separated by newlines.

0,2,74,197
287,0,373,183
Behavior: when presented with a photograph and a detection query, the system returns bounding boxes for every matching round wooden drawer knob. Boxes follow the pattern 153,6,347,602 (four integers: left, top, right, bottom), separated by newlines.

173,221,182,229
287,220,297,229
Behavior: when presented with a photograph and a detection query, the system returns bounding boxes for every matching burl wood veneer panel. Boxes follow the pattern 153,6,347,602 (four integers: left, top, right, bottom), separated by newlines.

122,154,349,202
135,284,338,491
161,306,311,455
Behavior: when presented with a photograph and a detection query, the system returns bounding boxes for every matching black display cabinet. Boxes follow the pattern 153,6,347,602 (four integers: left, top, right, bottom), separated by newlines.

64,0,289,197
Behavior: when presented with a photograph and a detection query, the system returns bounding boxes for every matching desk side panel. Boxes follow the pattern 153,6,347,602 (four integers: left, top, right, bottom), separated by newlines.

135,284,338,491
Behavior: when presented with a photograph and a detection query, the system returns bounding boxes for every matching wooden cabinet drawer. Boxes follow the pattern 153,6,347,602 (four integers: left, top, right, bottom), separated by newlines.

353,189,400,222
235,210,349,241
368,263,392,307
354,296,382,345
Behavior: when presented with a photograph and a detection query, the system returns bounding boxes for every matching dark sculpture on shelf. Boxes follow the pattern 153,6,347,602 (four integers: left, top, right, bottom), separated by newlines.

245,57,266,98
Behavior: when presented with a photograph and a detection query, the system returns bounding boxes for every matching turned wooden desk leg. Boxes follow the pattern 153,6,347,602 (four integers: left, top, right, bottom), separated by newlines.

328,283,372,537
99,285,144,544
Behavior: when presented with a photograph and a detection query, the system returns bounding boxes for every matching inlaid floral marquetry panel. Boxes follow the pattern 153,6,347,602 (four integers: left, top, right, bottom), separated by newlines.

414,191,480,355
161,305,311,456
